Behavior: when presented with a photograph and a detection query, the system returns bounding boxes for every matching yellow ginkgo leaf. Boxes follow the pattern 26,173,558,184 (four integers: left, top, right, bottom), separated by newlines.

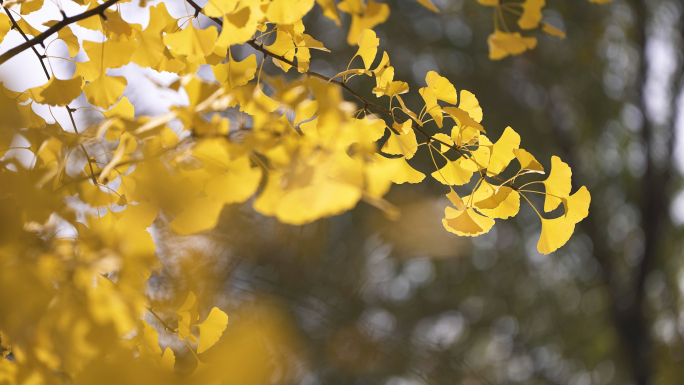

83,75,127,109
513,148,544,173
477,0,499,5
266,30,296,72
164,24,218,64
196,307,229,354
215,1,263,48
316,0,341,25
542,23,566,39
0,14,9,46
294,100,318,126
537,216,574,254
562,186,590,223
542,156,572,212
487,126,520,175
518,0,545,30
419,86,443,128
425,71,458,105
487,30,537,60
169,196,225,235
382,129,418,159
458,90,482,123
204,157,262,204
212,53,256,88
431,158,474,186
432,133,453,152
135,319,162,362
345,0,390,46
20,0,43,14
159,348,175,372
266,0,315,24
354,29,379,70
76,40,139,81
446,189,466,211
371,154,425,184
174,292,199,343
203,0,239,17
443,106,484,133
443,207,495,236
474,187,520,219
27,76,83,107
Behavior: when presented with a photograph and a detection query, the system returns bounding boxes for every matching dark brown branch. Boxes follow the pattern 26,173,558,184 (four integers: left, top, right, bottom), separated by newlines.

0,0,121,66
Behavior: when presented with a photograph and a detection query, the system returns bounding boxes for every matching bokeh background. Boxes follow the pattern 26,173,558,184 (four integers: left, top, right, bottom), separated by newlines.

3,0,684,384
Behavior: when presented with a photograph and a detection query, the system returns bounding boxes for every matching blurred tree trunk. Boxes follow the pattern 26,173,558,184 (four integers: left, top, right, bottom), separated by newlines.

553,1,683,383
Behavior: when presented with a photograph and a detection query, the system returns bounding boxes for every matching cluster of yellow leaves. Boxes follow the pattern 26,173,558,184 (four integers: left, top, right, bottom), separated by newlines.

0,0,591,384
477,0,613,60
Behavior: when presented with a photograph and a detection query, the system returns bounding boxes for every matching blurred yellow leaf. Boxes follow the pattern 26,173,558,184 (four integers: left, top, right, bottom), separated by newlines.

196,307,229,354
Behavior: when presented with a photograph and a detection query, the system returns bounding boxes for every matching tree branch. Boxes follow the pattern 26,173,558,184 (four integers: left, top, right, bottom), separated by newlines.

0,0,121,66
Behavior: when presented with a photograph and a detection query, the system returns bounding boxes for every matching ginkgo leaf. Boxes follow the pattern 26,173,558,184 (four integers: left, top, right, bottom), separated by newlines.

316,0,341,25
443,207,495,236
518,0,545,30
542,23,566,39
266,0,315,24
431,158,474,186
27,76,83,107
135,319,162,361
170,196,224,235
474,187,520,219
266,30,296,72
174,292,199,343
562,186,590,223
420,87,445,128
0,14,9,46
346,1,389,46
542,156,572,212
487,126,520,175
203,0,239,17
294,100,318,125
372,154,425,184
425,71,458,105
204,157,262,204
164,24,218,64
83,75,127,109
487,30,537,60
443,106,484,133
513,148,544,173
354,29,379,70
20,0,43,14
432,133,453,152
382,129,418,159
196,307,229,354
537,216,574,254
76,40,139,81
458,90,482,123
212,53,256,88
477,0,499,5
215,2,263,48
446,189,466,211
159,348,175,372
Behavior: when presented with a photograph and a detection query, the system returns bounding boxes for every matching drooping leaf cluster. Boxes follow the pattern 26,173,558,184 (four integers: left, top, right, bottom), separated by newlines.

0,0,593,383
